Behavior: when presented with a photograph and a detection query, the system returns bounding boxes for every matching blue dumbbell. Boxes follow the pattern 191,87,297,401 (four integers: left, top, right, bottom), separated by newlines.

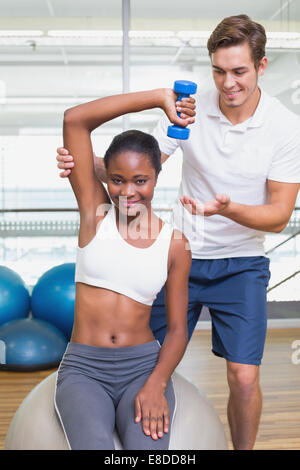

167,80,197,140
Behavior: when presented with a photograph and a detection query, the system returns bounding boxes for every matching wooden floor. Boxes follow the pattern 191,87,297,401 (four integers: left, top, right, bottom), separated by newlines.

1,328,299,450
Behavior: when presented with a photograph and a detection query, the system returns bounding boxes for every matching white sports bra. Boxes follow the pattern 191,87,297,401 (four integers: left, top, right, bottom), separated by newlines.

75,204,174,306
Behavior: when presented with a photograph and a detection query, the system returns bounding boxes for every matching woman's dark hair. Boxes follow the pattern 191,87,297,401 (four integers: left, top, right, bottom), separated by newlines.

104,129,162,176
207,14,266,70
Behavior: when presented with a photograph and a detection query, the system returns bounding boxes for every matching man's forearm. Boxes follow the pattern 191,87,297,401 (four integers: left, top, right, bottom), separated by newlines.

222,201,291,233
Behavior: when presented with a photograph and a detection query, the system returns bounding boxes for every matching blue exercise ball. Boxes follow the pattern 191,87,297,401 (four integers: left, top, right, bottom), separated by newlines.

0,317,67,371
31,263,75,340
0,266,30,327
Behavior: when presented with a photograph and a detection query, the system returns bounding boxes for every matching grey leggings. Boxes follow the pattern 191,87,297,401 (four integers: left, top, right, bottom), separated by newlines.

54,341,176,450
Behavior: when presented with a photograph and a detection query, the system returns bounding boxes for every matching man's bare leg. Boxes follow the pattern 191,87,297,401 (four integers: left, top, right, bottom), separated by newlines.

226,362,262,450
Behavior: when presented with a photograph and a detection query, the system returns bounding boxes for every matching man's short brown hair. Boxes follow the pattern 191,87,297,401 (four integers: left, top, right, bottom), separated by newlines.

207,14,266,69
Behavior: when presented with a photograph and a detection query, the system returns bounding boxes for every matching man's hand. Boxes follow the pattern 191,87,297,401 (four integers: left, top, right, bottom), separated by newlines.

180,194,231,216
56,147,107,182
56,147,74,178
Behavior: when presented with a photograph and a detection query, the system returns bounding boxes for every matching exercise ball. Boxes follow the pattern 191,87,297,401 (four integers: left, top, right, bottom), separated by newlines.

4,371,228,450
0,318,67,371
0,266,30,327
31,263,75,340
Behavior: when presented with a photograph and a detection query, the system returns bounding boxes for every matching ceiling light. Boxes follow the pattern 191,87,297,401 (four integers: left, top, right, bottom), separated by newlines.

130,31,175,38
267,32,300,40
178,31,211,39
0,30,44,37
48,30,123,38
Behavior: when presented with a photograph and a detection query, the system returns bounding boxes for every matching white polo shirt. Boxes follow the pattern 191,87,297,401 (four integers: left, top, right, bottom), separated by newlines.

153,88,300,259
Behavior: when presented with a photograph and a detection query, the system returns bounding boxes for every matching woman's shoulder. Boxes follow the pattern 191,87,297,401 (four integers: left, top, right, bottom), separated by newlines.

171,229,190,248
166,228,191,274
155,216,189,248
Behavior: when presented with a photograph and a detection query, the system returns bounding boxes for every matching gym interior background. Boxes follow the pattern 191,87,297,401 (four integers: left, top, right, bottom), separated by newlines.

0,0,299,450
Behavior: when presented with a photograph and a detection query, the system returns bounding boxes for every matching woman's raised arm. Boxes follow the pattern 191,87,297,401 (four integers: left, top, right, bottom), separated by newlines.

63,89,166,215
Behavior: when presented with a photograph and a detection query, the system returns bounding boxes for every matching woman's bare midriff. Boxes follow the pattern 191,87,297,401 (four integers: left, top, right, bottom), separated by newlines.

70,283,155,347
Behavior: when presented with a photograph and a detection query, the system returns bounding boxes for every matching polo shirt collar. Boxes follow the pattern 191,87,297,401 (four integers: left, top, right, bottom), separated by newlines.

206,87,266,129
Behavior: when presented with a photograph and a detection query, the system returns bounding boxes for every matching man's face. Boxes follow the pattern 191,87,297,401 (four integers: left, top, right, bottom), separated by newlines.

211,42,267,110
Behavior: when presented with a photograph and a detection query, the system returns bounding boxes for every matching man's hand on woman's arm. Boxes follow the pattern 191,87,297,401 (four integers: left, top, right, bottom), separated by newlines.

56,148,107,182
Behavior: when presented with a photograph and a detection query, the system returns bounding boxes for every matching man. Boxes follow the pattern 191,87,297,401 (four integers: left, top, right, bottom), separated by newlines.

56,15,300,449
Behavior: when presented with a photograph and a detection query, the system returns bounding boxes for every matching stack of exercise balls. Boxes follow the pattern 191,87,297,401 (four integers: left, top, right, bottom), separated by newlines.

0,263,76,371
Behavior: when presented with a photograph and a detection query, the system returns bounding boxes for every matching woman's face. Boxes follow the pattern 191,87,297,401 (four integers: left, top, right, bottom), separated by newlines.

106,151,158,217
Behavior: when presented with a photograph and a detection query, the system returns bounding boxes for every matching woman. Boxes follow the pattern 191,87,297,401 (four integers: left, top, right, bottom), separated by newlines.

54,89,194,450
